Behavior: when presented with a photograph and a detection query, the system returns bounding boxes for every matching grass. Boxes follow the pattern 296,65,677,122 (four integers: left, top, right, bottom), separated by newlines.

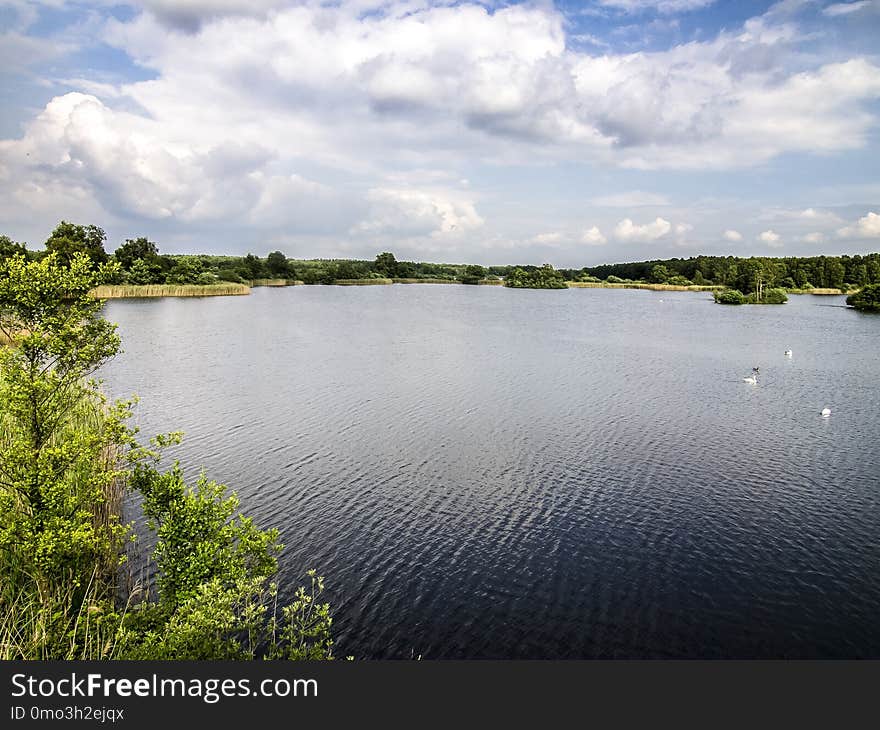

0,393,129,659
567,281,723,291
90,283,250,298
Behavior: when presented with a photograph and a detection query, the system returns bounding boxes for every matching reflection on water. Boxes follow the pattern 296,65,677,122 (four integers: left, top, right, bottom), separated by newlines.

102,286,880,658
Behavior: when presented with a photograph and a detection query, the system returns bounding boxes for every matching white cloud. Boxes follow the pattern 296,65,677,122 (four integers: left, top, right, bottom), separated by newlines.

581,226,607,245
590,190,670,207
723,229,743,241
801,232,825,243
823,1,873,17
352,188,484,238
3,1,880,257
613,217,672,242
758,229,783,247
837,211,880,239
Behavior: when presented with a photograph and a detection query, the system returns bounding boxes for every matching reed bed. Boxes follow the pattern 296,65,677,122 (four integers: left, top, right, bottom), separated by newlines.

89,283,250,298
567,282,723,292
786,287,846,295
249,278,290,287
392,277,457,284
333,278,393,285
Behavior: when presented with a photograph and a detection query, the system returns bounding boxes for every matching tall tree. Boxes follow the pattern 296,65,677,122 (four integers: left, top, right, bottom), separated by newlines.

114,237,159,269
374,252,399,277
44,221,108,268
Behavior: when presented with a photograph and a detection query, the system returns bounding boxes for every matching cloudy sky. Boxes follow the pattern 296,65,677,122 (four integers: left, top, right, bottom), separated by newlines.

1,0,879,265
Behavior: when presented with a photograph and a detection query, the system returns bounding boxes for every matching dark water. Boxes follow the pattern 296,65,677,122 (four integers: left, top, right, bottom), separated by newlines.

101,286,880,658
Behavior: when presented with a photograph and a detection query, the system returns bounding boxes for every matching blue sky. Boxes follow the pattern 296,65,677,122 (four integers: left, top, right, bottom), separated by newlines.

1,0,879,265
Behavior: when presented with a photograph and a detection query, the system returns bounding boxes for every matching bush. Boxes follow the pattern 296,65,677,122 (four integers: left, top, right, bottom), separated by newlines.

217,269,245,283
666,275,692,286
714,288,746,305
605,275,626,283
847,283,880,312
744,287,788,304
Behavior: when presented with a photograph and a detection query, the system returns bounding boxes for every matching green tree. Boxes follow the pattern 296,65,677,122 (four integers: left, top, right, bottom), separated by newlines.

0,252,335,660
44,221,108,268
0,235,27,261
374,252,399,277
459,264,486,284
0,253,124,609
266,251,290,278
166,257,203,284
126,258,164,285
114,237,159,269
242,253,265,280
650,264,669,283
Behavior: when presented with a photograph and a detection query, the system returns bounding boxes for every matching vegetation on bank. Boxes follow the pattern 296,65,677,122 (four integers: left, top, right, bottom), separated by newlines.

504,264,567,289
846,284,880,312
90,283,251,298
567,281,721,291
0,253,335,660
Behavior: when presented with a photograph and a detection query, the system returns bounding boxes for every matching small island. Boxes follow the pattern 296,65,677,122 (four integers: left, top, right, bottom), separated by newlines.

846,284,880,312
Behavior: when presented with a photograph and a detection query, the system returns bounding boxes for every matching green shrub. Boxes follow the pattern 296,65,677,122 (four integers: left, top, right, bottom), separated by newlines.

667,275,692,286
713,288,746,304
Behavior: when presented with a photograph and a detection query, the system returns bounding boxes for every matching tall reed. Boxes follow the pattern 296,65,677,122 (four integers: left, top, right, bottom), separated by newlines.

89,283,250,298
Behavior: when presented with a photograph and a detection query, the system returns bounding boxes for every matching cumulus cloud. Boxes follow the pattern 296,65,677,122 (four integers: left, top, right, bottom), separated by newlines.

3,0,880,256
613,217,672,242
723,229,743,241
758,229,782,247
801,232,825,243
581,226,607,245
0,92,338,233
352,188,484,238
837,211,880,239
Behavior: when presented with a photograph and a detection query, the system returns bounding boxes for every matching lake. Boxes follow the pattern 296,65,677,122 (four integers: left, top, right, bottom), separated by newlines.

102,285,880,658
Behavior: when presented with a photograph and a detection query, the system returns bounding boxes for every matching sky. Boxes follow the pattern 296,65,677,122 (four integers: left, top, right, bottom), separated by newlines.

0,0,879,266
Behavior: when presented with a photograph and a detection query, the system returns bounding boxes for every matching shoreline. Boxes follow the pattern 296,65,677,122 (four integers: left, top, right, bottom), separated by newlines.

88,280,850,299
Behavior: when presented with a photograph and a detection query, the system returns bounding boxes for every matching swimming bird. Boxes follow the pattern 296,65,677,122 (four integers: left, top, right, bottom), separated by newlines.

785,349,793,357
743,374,757,384
821,407,831,417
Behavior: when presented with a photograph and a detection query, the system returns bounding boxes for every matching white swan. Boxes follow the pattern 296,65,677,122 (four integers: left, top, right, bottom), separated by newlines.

784,349,793,357
743,374,757,384
821,407,831,417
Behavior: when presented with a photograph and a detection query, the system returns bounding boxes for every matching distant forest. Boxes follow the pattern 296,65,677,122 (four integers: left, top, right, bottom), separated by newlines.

2,221,880,293
572,254,880,292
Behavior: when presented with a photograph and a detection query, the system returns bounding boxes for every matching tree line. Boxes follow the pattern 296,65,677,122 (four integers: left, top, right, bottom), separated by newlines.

573,254,880,293
3,220,879,293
